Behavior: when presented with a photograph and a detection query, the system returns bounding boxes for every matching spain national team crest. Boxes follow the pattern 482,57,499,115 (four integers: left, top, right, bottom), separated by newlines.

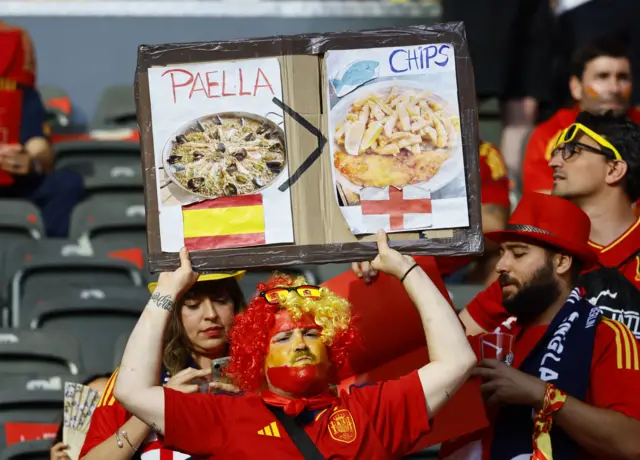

328,409,357,444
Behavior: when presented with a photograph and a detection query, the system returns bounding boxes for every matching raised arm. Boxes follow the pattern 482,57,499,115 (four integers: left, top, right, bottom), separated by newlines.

371,231,476,418
113,248,200,435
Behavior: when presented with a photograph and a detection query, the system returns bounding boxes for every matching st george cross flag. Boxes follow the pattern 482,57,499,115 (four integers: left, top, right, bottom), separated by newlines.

360,185,432,232
140,435,192,460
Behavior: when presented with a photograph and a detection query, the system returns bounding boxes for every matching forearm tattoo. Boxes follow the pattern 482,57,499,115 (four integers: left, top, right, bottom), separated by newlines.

150,292,174,312
150,422,164,435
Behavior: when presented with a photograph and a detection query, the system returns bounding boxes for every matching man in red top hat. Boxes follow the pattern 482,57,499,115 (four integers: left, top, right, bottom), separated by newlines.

463,111,640,338
439,193,640,460
113,236,475,459
522,37,640,195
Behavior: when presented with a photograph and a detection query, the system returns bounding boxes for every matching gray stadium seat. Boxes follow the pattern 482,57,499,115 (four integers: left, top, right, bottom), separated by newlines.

0,329,81,376
28,287,149,374
69,195,146,250
0,438,53,460
0,199,44,251
446,284,485,312
2,239,145,328
113,333,129,369
0,373,89,392
53,141,142,194
91,84,136,130
0,390,62,453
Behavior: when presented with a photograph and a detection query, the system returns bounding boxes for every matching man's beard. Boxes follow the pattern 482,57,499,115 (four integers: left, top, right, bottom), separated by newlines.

500,258,562,325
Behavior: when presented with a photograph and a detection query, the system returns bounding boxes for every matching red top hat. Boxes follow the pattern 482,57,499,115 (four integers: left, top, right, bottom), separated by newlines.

485,193,597,266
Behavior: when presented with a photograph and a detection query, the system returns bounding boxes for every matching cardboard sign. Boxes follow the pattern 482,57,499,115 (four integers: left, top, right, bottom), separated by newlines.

136,22,483,272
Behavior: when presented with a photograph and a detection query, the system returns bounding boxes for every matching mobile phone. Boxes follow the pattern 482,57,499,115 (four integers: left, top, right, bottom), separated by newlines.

211,356,231,382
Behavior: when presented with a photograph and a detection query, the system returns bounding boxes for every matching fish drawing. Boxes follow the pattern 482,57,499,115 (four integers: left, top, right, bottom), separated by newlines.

330,60,380,97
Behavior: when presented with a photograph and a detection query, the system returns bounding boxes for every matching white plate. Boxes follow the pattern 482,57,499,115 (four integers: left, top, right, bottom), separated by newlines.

329,79,463,195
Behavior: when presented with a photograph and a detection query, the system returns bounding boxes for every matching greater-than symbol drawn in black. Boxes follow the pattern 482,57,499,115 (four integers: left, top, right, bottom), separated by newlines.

272,97,327,192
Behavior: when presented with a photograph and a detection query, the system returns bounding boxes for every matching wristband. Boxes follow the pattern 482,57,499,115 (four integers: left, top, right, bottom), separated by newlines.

532,383,567,460
400,263,419,283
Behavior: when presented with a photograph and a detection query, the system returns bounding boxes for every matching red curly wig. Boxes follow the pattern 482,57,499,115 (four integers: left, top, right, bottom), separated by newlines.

226,273,358,392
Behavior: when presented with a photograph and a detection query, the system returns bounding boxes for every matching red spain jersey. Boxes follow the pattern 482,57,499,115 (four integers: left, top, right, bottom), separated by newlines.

163,370,430,459
465,217,640,333
522,106,640,194
441,318,640,460
80,369,189,460
436,141,510,277
482,319,640,460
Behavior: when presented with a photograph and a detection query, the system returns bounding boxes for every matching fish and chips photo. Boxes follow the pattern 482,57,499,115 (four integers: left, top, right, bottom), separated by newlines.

333,85,460,191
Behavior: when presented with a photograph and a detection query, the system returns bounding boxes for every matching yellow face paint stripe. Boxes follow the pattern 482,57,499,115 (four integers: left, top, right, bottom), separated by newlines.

602,319,623,370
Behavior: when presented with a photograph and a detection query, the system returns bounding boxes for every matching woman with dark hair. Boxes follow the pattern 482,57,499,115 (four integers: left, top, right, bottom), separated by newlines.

78,272,246,460
50,373,112,460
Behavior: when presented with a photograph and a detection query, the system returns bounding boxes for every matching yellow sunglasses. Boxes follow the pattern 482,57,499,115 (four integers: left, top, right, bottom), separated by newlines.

261,285,322,305
553,123,622,161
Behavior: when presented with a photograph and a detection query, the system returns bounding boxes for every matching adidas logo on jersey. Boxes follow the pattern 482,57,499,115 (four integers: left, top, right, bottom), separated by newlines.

257,422,281,438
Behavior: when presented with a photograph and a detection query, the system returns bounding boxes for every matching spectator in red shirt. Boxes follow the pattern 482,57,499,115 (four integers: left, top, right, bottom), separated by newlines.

463,112,640,337
79,272,246,460
0,22,84,237
440,192,640,460
522,37,640,195
113,243,475,459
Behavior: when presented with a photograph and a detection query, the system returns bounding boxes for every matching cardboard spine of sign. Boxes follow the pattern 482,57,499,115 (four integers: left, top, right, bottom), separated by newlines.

135,22,483,272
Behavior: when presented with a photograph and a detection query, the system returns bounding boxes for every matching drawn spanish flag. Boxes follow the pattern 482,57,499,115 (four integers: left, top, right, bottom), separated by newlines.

182,194,266,250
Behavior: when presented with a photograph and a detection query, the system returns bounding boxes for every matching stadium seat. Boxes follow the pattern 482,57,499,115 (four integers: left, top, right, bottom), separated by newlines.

69,194,146,251
91,84,136,130
28,286,149,374
53,141,142,194
0,390,62,452
0,199,44,252
0,373,89,392
113,333,128,369
446,284,485,312
1,239,145,328
0,438,53,460
0,329,81,376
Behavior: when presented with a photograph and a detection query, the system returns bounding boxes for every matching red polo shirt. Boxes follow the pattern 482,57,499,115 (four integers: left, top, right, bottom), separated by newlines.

465,216,640,332
163,370,430,459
